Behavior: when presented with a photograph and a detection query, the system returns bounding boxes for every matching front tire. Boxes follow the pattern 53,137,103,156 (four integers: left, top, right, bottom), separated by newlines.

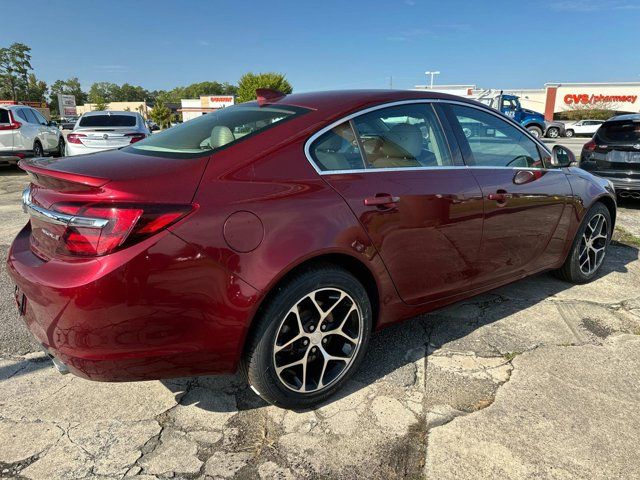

554,202,611,284
244,265,372,409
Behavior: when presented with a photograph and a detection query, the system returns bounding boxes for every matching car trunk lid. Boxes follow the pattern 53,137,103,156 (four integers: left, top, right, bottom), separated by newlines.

20,150,208,260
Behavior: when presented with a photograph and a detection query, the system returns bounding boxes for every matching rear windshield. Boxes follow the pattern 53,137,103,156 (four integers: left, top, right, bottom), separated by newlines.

79,114,137,127
0,109,9,124
598,121,640,143
126,104,308,158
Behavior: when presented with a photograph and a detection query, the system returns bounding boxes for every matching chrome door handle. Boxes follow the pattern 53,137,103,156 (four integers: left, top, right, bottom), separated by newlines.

364,195,400,208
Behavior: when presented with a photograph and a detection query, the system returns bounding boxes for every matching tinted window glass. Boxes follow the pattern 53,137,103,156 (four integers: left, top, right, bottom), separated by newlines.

310,122,364,171
22,108,39,124
32,109,48,125
79,114,137,127
12,109,27,122
597,121,640,143
450,105,542,168
127,104,307,157
0,109,9,124
351,103,452,169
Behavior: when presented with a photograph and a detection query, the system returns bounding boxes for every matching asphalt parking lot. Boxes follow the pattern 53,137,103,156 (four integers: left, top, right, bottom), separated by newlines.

1,148,639,479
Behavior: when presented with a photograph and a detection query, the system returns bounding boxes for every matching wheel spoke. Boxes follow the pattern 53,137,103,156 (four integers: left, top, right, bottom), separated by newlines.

272,287,363,394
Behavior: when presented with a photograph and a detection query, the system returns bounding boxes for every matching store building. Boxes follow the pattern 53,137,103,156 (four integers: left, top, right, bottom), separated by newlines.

415,82,640,120
179,95,235,122
76,101,150,118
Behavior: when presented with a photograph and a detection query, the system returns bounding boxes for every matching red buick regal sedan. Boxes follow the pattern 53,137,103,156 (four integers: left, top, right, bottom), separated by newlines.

8,89,616,408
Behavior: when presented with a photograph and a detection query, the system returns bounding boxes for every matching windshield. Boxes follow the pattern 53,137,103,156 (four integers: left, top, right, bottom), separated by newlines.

126,104,307,157
79,114,137,127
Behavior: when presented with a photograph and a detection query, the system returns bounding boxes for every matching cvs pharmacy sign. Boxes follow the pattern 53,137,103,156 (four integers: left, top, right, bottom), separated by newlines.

564,93,638,105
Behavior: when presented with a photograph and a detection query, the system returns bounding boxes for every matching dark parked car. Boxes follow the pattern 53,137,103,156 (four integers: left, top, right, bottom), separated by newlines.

580,114,640,199
8,89,616,408
59,117,78,130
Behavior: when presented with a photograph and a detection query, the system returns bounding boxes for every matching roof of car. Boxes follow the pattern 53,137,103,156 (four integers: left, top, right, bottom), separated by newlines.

82,110,139,117
261,89,481,115
606,113,640,122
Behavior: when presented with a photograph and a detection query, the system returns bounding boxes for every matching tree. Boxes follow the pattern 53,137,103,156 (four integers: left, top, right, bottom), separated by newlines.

150,100,172,128
88,82,119,103
0,43,33,101
49,77,87,116
25,74,47,103
236,72,292,103
93,97,108,111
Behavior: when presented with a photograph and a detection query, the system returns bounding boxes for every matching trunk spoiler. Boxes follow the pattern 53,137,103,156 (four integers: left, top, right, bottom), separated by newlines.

18,159,109,190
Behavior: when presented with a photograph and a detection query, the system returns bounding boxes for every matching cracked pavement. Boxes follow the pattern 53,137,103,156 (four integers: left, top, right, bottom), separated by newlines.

1,168,640,479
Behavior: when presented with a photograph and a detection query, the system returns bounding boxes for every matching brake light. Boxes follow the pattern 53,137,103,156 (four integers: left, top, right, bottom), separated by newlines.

125,133,146,144
583,140,597,152
67,133,86,144
50,202,195,257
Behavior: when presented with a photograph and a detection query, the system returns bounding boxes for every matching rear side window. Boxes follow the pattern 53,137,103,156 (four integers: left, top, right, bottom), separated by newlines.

352,103,453,169
310,122,365,171
126,104,307,157
0,109,9,124
597,121,640,143
79,114,137,127
449,104,543,168
21,108,39,124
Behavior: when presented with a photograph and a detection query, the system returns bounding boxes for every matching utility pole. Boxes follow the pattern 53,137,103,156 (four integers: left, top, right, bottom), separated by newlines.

425,71,441,89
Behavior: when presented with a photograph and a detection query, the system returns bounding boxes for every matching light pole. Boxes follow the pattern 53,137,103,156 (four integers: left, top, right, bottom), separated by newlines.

425,71,441,89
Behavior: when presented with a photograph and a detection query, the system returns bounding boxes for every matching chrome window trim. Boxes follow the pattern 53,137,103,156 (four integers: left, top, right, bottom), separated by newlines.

303,98,554,175
22,186,110,229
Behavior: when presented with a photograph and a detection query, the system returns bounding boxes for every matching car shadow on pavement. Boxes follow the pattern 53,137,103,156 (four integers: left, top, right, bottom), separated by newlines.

159,241,639,413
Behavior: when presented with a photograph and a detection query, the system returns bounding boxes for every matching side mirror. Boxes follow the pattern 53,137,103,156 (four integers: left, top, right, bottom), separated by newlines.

551,145,576,168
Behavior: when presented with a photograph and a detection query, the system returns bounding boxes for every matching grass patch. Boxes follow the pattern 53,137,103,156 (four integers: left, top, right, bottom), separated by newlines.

612,226,640,248
503,352,521,362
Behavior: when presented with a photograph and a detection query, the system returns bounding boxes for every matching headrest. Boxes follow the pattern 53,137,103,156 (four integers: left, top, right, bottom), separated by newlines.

210,126,235,149
381,124,423,158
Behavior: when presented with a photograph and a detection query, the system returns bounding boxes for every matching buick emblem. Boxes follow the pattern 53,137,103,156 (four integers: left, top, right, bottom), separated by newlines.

102,133,109,140
634,144,640,150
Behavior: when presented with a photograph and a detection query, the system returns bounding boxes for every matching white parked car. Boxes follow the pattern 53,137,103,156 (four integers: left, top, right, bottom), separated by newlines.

0,104,64,165
564,119,604,138
66,111,150,156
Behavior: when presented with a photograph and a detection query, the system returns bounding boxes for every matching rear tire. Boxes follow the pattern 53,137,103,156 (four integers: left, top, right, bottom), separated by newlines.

527,126,543,138
565,129,575,138
243,265,372,409
554,202,611,284
546,127,560,138
32,141,43,158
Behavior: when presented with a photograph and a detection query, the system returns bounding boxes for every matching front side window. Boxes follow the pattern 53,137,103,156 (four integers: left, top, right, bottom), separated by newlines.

126,104,307,158
32,109,48,125
352,103,452,169
450,105,543,168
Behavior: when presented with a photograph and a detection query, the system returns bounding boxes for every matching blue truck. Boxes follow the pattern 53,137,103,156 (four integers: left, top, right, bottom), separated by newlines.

474,91,565,138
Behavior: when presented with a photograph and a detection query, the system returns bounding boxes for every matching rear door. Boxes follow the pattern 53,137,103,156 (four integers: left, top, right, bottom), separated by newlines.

13,108,39,151
309,102,485,305
443,103,573,288
0,108,14,151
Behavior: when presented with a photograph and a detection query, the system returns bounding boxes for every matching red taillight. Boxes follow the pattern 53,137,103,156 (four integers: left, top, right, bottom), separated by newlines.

67,133,86,144
49,203,194,257
125,133,146,144
583,140,597,152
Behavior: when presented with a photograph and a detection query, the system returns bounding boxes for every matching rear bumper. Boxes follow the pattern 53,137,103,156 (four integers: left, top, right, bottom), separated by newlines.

0,150,30,164
7,223,262,381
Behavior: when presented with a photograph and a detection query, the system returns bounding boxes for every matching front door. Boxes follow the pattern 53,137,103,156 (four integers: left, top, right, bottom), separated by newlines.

309,103,484,305
444,103,574,288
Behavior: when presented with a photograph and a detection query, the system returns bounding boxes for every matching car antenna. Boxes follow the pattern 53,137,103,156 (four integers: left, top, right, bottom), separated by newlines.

256,89,286,106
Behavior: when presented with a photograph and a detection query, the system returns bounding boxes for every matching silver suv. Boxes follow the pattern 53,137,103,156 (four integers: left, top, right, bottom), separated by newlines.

0,104,64,165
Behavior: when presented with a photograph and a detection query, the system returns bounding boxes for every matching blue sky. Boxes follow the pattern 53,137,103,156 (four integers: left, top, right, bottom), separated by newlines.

1,0,639,93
